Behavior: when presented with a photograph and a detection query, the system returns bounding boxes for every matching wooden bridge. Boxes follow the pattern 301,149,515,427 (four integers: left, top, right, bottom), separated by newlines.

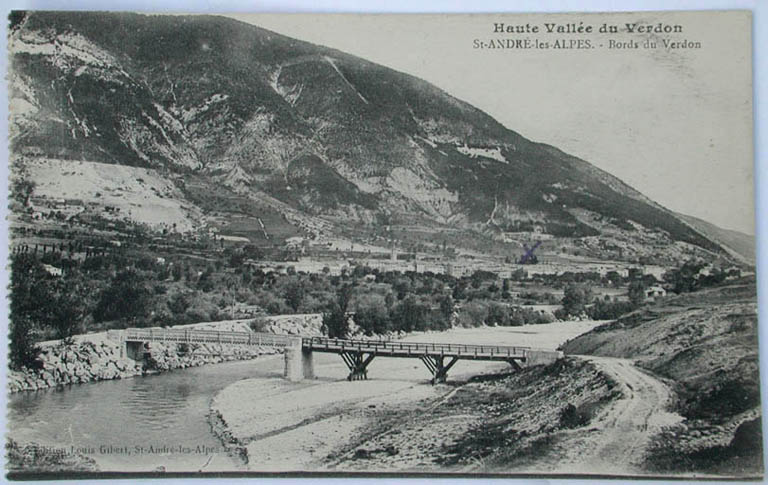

303,336,532,383
108,328,562,384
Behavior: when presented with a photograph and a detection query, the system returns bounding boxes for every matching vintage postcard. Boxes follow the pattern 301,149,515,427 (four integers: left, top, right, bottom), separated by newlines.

4,10,760,479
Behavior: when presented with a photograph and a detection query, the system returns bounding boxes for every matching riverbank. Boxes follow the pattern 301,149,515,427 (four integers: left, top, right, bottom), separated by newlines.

8,314,322,394
209,321,605,472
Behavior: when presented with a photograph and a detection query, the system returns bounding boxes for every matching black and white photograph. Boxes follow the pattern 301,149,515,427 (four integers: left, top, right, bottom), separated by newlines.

3,8,762,479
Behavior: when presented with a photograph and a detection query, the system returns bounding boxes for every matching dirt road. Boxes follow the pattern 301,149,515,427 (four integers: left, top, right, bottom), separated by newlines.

535,356,683,475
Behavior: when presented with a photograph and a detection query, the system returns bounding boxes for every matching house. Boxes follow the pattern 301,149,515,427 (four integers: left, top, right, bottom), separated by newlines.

645,285,666,300
42,264,62,277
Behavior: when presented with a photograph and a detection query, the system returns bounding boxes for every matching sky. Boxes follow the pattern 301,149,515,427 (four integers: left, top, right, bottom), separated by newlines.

227,11,755,235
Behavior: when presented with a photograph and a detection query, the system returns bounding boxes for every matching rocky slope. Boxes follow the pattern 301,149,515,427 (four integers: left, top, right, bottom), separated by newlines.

8,11,727,258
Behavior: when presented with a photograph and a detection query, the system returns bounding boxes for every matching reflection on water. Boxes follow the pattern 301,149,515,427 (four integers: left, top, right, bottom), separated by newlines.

7,356,283,472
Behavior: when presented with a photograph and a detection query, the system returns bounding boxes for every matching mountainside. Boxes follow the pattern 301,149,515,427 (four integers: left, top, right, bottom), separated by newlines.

675,212,755,265
8,11,729,261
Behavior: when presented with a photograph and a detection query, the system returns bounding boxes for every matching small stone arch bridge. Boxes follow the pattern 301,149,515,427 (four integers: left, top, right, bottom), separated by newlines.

107,328,562,384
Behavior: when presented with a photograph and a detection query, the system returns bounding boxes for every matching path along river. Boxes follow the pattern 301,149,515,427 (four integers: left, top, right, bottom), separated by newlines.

7,321,602,472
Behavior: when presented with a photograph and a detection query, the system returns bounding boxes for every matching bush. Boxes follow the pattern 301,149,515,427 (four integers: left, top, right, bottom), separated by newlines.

258,292,291,315
249,317,271,333
587,299,637,320
508,306,555,325
558,403,592,429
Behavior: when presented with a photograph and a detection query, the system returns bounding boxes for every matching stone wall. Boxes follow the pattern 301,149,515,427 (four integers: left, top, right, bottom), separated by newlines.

144,342,280,372
8,314,323,394
7,338,142,393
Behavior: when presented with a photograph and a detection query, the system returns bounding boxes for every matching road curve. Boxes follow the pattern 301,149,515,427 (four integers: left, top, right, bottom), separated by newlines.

551,355,684,475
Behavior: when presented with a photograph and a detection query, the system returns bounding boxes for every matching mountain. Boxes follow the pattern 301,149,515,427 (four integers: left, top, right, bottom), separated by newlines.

675,212,755,264
8,11,731,263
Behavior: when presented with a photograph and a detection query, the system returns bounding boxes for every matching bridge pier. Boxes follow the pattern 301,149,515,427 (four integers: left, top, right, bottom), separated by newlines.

420,355,459,384
340,351,375,381
284,338,315,382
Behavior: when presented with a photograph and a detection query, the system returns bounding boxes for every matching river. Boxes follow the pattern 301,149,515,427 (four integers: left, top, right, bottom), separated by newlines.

7,355,287,472
7,321,603,473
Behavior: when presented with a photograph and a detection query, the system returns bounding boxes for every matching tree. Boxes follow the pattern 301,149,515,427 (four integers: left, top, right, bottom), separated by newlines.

390,296,428,332
438,295,454,322
10,178,35,207
196,267,215,293
628,280,646,307
322,285,352,338
486,302,509,326
354,304,391,336
171,263,184,282
48,280,88,340
168,292,189,316
452,281,467,300
93,269,152,324
285,280,306,312
560,283,594,317
663,260,706,294
9,315,40,370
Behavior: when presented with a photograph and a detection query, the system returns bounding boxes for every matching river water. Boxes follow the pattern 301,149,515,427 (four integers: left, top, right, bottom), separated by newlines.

7,321,603,473
7,355,286,472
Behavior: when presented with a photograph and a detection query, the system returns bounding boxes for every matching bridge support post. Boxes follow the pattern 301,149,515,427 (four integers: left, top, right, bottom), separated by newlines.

420,356,459,384
302,348,315,380
340,351,374,381
284,338,306,382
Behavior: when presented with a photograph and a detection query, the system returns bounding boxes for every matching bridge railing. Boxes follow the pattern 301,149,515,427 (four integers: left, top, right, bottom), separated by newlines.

124,328,295,348
302,336,529,358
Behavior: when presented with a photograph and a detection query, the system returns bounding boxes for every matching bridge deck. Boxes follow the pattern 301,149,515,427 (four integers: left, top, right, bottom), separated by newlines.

123,328,295,348
302,336,528,361
120,329,530,362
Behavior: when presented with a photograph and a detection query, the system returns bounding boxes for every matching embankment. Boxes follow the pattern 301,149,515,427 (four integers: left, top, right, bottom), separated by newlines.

208,356,625,473
331,357,623,473
7,314,322,394
560,280,762,476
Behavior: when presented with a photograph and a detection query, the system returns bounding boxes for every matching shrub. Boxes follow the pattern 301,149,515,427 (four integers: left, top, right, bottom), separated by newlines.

558,403,592,429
